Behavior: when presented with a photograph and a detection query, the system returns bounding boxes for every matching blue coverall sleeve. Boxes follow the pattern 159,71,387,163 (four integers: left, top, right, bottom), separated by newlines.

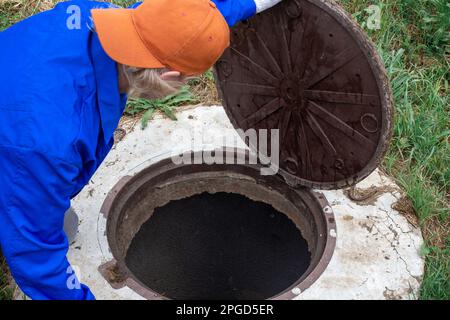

211,0,257,26
128,2,142,9
128,1,256,27
0,147,94,300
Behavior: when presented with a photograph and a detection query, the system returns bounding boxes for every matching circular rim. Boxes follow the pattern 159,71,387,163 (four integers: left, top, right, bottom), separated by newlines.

99,149,337,300
214,0,393,190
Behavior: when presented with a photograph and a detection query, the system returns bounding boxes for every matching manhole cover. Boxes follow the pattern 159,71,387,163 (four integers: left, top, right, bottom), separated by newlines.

100,150,336,300
214,0,393,189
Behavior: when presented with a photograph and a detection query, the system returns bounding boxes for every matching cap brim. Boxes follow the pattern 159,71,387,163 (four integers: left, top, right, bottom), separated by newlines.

91,8,165,69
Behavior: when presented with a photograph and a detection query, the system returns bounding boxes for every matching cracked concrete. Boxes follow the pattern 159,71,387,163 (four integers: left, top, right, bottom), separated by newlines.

64,105,424,300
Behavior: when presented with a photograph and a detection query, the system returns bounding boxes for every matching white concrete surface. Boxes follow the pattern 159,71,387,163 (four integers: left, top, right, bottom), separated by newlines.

67,105,424,300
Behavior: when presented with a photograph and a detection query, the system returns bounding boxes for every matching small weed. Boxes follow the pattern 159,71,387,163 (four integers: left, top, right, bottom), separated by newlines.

125,86,197,129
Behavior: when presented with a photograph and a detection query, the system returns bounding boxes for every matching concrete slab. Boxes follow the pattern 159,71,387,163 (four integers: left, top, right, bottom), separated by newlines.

66,106,424,300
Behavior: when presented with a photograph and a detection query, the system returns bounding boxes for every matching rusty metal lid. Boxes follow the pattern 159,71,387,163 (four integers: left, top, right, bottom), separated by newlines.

214,0,393,190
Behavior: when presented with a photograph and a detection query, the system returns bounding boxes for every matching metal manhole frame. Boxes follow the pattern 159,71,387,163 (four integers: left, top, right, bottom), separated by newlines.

99,149,337,300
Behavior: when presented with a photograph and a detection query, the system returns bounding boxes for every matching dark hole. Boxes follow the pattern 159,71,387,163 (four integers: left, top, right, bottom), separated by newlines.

125,192,311,300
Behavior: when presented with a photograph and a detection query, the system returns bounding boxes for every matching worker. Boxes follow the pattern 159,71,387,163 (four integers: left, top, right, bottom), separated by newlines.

0,0,282,300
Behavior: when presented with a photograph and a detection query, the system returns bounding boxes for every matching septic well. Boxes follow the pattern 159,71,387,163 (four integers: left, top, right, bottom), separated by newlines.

126,192,311,300
100,150,336,300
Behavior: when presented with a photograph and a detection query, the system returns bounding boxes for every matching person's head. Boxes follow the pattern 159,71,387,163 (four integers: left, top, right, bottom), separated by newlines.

118,66,186,99
92,0,229,98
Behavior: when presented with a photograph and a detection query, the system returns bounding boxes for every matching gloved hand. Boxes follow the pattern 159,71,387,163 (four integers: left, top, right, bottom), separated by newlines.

212,0,284,26
253,0,283,13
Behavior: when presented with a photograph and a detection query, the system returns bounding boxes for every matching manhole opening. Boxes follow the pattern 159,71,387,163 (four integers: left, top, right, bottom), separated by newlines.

102,152,336,300
125,192,311,300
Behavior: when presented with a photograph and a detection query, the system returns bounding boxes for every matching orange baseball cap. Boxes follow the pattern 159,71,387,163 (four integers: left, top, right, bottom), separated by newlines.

91,0,230,76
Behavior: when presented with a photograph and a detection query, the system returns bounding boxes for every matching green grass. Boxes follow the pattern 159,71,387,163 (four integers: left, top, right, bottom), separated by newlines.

1,0,448,300
339,0,449,300
123,70,220,128
0,253,13,300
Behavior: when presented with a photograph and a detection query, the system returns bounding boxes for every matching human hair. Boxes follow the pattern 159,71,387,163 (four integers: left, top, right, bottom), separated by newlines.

120,65,186,100
91,15,186,100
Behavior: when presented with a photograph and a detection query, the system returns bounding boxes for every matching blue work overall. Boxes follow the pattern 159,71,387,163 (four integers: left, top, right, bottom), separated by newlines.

0,0,256,300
